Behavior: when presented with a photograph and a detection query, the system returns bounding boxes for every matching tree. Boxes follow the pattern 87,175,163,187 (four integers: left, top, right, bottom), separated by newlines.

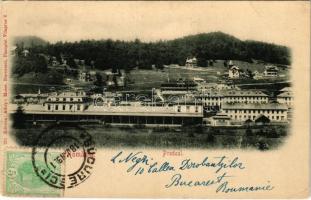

32,54,48,73
246,69,254,79
268,128,279,138
206,133,215,143
223,60,228,67
12,53,47,77
197,57,207,67
94,74,103,86
45,70,64,84
12,106,26,129
246,128,253,137
21,31,290,75
67,57,78,68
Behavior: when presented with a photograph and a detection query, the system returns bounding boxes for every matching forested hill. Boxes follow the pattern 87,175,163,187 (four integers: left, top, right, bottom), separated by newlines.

14,32,291,71
13,36,48,48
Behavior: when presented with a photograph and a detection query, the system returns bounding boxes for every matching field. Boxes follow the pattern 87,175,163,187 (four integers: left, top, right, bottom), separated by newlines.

11,123,288,150
125,60,290,90
11,59,290,95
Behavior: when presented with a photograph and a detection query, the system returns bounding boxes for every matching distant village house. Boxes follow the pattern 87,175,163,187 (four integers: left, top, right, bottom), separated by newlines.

228,66,240,79
185,57,197,67
263,65,279,77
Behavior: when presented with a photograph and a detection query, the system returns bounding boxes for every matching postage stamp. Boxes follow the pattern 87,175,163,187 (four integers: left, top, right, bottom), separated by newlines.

5,151,62,196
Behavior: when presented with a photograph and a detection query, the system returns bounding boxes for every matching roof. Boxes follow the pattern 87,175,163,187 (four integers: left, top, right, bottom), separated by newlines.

265,65,279,71
280,87,292,92
19,93,49,98
10,104,203,117
229,66,239,70
212,113,231,119
193,77,205,81
173,97,202,105
277,91,292,98
244,119,253,123
49,91,86,98
186,57,197,63
222,103,288,110
195,90,223,97
161,81,197,88
223,90,268,97
254,114,270,123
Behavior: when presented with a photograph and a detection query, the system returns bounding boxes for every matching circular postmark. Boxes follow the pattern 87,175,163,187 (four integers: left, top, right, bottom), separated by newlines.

32,125,96,189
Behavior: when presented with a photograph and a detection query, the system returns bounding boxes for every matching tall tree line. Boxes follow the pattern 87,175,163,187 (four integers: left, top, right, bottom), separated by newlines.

17,32,291,72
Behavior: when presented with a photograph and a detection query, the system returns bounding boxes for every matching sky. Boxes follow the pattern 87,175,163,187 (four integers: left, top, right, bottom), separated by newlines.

3,1,309,46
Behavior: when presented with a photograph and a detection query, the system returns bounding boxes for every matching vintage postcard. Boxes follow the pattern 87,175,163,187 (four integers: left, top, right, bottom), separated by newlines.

0,1,310,198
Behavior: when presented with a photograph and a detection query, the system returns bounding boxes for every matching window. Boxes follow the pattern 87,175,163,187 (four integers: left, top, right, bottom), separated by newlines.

276,116,279,120
70,105,73,110
195,106,198,112
48,104,51,110
63,105,66,110
177,106,181,112
77,105,81,111
55,105,58,110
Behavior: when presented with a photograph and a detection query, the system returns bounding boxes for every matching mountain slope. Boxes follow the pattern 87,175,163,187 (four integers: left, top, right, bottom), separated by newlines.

13,36,48,48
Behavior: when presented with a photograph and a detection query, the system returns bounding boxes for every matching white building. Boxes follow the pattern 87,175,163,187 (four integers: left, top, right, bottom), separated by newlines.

44,91,87,112
193,77,205,84
222,103,288,122
173,97,202,114
22,49,30,57
253,71,263,80
196,89,269,111
223,90,269,104
210,113,231,126
277,91,293,107
228,66,240,79
263,65,279,77
196,90,223,111
79,71,91,82
196,83,237,92
185,57,197,67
